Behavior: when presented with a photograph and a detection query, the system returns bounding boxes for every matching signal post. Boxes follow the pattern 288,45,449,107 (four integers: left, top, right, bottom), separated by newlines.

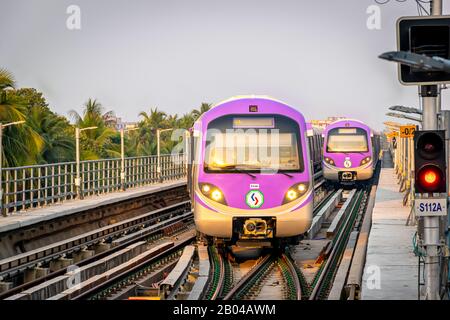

413,130,447,299
380,0,450,299
418,0,446,300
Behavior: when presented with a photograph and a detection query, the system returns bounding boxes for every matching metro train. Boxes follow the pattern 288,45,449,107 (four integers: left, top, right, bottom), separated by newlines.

322,119,381,184
187,96,323,246
307,123,324,173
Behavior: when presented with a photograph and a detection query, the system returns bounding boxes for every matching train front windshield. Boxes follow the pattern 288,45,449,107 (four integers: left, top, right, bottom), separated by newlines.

204,115,304,173
326,127,368,153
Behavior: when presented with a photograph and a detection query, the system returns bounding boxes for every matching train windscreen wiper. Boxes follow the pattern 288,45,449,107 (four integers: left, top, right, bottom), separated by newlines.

218,165,256,178
277,170,294,178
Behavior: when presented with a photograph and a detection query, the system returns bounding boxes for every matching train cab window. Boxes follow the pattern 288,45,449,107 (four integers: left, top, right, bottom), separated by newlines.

326,127,368,153
204,115,304,173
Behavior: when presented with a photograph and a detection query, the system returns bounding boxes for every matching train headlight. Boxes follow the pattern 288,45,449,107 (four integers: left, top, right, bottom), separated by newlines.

211,190,222,201
199,183,227,204
360,156,371,166
283,182,309,204
324,157,335,166
287,190,297,200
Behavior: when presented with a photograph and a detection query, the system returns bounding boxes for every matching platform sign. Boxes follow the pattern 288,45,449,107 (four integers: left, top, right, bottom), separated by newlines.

386,131,398,138
400,125,415,138
414,198,447,217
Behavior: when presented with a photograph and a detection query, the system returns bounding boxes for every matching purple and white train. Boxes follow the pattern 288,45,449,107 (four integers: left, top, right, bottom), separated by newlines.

187,96,322,245
322,119,381,183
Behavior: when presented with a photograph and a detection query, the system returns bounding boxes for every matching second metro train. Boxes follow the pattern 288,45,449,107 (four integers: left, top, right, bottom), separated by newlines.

322,119,381,183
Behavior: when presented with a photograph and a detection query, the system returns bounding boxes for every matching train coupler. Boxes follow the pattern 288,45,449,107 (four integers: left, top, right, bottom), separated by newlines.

233,217,275,240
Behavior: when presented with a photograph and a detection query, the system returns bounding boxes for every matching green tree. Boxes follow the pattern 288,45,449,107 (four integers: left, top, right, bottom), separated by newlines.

27,106,74,163
69,99,119,160
191,102,212,121
139,108,168,129
0,69,43,166
178,113,196,129
10,88,74,164
14,88,50,113
132,108,169,155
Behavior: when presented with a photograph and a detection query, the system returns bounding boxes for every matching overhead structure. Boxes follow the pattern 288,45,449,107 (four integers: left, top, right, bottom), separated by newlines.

389,105,422,115
386,112,422,123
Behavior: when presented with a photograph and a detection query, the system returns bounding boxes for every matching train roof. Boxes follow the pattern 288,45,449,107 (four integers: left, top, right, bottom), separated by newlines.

193,95,306,125
324,118,380,136
210,95,290,108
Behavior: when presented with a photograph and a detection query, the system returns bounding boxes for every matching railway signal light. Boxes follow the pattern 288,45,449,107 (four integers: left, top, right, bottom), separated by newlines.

396,16,450,85
414,130,446,194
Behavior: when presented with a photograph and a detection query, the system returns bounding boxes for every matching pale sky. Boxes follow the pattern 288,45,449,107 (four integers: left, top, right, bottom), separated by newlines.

0,0,445,130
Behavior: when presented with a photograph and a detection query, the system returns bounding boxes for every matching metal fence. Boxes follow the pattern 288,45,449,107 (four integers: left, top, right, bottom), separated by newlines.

1,153,186,214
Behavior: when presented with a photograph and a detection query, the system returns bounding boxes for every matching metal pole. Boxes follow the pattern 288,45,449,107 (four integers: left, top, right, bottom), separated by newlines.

404,137,407,180
421,86,439,130
120,128,125,191
157,129,161,182
431,0,442,15
421,0,443,300
75,127,82,199
438,86,442,126
408,136,412,203
0,124,4,217
411,137,414,196
420,89,441,300
443,110,450,292
184,130,189,173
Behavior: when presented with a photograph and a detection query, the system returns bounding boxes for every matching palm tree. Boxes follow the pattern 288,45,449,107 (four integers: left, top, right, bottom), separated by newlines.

178,113,195,129
166,114,179,128
27,106,74,163
0,69,43,166
69,99,119,160
126,123,155,156
0,68,15,91
191,102,212,120
133,108,169,155
0,69,26,123
69,99,109,125
139,108,168,129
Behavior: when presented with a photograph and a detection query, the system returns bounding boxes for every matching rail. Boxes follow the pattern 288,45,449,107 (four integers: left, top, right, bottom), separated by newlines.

0,212,194,300
1,153,186,214
222,254,273,300
309,189,366,300
160,245,196,299
0,201,191,281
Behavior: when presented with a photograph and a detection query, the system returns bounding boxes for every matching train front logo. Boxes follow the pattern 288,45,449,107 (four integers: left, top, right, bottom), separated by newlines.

245,190,264,209
344,159,352,168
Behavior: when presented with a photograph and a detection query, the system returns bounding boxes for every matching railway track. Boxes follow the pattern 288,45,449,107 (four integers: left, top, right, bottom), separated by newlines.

0,203,193,299
5,225,196,300
133,171,374,301
73,229,197,300
190,185,371,301
308,188,368,300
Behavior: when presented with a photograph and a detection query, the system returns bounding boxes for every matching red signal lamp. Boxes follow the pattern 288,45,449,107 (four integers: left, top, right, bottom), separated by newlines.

417,165,444,192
